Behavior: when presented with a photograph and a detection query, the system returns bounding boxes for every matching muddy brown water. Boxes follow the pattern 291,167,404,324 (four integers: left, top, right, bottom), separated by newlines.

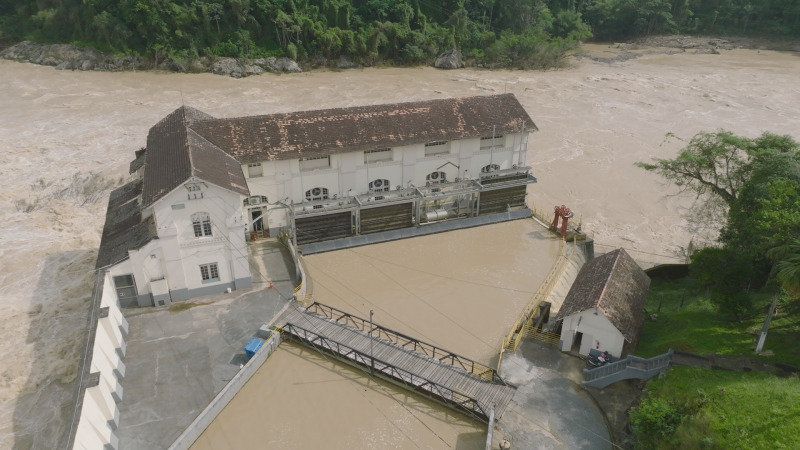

1,46,799,447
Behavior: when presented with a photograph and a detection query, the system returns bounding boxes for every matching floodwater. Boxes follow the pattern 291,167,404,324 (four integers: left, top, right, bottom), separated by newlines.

1,45,799,447
192,220,560,450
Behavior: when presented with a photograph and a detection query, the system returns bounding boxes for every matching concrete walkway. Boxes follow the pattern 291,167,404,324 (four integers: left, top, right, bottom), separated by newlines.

496,340,613,450
115,240,296,450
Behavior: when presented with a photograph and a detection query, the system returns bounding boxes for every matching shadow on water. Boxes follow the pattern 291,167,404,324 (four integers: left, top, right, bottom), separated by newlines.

11,249,99,449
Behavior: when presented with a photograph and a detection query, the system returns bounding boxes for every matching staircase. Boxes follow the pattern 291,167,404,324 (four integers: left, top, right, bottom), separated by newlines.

582,349,674,388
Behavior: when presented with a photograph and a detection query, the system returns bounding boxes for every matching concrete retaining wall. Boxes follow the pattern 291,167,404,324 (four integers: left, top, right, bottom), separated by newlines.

63,271,130,450
301,208,532,255
166,330,282,450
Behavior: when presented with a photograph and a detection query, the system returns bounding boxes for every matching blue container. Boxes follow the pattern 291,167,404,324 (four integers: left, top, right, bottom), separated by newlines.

244,338,264,359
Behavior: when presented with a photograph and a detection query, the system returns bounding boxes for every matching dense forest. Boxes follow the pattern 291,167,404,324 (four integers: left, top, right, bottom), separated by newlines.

1,0,799,67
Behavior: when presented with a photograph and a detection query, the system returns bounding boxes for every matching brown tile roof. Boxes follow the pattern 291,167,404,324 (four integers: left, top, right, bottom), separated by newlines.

140,106,249,208
556,248,651,343
189,93,537,164
95,180,157,269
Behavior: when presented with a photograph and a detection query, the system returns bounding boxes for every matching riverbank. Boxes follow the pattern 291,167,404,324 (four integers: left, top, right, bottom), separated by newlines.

3,35,799,79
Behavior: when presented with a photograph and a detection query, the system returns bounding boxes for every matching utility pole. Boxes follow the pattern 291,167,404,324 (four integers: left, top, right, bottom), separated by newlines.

755,294,778,353
370,310,374,376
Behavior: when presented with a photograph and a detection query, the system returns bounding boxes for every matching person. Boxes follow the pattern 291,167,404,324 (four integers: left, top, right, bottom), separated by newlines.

598,351,609,364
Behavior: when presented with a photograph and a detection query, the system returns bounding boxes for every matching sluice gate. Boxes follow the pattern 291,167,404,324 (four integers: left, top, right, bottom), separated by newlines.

279,302,516,422
290,166,537,249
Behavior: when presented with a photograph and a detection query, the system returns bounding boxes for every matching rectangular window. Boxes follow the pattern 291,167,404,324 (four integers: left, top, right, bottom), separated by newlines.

193,222,203,237
202,220,212,236
480,135,503,148
424,141,448,156
364,148,392,163
200,263,219,281
299,155,330,171
247,162,263,178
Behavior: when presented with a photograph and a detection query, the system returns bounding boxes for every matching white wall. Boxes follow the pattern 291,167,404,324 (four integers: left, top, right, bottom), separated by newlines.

559,308,627,357
240,133,531,230
72,273,129,450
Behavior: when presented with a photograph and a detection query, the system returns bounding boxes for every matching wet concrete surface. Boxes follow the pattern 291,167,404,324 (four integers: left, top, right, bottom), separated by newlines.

497,339,613,450
115,240,295,450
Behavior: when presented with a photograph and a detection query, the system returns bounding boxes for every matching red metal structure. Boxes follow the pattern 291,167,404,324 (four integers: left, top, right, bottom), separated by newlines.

552,205,574,239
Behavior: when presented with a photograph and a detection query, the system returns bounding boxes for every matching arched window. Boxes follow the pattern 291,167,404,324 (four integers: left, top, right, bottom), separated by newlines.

305,187,329,201
481,164,500,173
192,213,212,237
425,171,447,186
369,179,390,193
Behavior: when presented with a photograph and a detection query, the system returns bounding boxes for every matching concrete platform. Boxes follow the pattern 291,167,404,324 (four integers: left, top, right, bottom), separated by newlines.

497,339,613,450
115,240,296,450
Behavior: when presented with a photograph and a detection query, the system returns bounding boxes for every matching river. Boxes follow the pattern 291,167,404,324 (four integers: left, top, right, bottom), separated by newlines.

1,45,798,447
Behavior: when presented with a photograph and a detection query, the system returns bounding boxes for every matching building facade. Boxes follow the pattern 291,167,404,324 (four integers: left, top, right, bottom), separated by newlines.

97,94,539,307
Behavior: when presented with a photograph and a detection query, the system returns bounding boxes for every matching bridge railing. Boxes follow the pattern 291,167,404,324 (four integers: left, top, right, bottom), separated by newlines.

305,302,504,385
583,350,674,382
282,322,490,422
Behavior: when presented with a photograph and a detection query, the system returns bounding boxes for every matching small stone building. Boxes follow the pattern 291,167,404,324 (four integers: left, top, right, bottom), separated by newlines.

556,248,650,357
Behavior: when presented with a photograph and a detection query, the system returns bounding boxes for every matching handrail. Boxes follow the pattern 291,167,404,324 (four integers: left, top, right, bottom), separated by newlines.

283,322,490,422
498,233,577,369
583,350,674,381
305,302,505,385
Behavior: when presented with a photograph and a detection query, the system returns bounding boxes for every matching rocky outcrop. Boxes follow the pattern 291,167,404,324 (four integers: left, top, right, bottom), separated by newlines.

337,55,362,69
0,41,302,77
434,49,464,69
1,40,149,71
210,57,302,78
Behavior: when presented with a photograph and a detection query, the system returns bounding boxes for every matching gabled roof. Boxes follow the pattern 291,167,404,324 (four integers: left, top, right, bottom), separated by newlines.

556,248,651,342
129,148,146,174
140,106,249,208
95,180,157,269
189,93,537,164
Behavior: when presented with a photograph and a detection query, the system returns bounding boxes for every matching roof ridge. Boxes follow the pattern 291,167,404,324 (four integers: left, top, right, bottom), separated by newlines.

186,127,243,168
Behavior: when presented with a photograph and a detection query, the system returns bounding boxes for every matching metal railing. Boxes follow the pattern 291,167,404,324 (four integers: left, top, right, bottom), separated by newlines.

583,350,674,382
522,327,561,346
306,302,505,384
282,322,490,422
498,234,576,367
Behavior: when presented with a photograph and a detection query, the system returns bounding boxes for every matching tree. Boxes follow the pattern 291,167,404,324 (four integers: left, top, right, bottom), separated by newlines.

551,10,593,40
767,238,800,299
636,131,756,206
720,140,800,255
690,247,755,320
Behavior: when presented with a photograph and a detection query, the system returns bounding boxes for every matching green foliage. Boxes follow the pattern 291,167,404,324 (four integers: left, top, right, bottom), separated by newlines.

690,247,755,319
630,397,684,447
767,238,800,299
552,10,593,41
639,277,800,367
0,0,585,69
632,367,800,449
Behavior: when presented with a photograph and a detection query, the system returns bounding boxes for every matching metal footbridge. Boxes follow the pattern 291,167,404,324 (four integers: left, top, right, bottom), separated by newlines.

278,302,516,422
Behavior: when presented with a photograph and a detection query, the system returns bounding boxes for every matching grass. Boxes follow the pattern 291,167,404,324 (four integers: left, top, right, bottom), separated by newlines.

636,277,800,368
635,366,800,449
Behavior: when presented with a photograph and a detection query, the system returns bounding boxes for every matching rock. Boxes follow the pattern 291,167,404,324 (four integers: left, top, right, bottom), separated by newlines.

650,314,658,322
243,64,265,76
270,57,302,73
211,58,245,78
434,49,464,69
337,55,361,69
